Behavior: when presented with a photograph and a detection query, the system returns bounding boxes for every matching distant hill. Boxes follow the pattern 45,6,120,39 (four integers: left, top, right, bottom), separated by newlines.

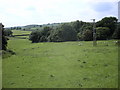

5,23,62,31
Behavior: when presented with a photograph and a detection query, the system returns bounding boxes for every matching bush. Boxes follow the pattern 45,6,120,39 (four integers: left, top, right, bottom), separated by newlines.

96,17,118,37
77,33,84,41
48,24,77,42
96,27,110,40
30,24,77,42
4,30,13,36
48,28,63,42
82,30,93,41
112,23,120,39
29,27,51,43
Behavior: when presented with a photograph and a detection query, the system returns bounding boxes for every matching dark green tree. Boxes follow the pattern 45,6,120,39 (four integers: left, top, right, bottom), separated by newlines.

29,30,40,43
82,30,93,41
72,20,81,33
48,24,77,42
48,28,63,42
112,22,120,39
60,24,77,41
4,30,13,36
77,32,84,41
29,27,52,43
96,27,110,40
0,23,8,50
77,23,93,41
96,17,118,37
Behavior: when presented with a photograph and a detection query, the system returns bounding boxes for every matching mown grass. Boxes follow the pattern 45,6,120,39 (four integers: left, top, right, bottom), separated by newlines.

2,37,118,88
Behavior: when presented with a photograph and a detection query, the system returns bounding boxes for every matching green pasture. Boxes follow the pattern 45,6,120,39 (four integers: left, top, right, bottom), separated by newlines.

12,30,31,35
2,37,118,88
14,36,29,39
11,30,31,39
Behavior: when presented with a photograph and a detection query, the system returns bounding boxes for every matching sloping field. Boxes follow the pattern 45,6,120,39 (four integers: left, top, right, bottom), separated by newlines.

2,37,118,88
12,30,31,35
12,30,31,39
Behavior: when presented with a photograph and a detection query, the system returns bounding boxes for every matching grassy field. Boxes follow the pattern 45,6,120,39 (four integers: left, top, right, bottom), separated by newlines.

14,36,30,39
2,36,118,88
11,30,31,39
12,30,31,35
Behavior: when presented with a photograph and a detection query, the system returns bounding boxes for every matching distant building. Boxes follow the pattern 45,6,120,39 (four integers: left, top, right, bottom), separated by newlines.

118,1,120,22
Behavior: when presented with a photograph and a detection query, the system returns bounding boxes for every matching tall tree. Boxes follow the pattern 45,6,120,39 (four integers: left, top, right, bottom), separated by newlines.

48,24,77,42
0,23,7,50
82,30,93,41
96,17,118,38
72,20,81,33
96,27,110,40
112,22,120,39
29,27,52,43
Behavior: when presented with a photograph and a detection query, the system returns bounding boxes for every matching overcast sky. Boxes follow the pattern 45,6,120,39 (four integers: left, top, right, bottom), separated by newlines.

0,0,119,27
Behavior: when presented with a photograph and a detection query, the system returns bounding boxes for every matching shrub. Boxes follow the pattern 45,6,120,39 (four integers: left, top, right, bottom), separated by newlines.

4,30,13,36
48,24,77,42
29,27,51,43
96,27,110,40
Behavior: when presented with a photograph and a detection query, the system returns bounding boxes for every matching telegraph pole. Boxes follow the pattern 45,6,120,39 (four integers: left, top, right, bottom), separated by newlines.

0,23,2,90
91,19,97,46
0,23,2,50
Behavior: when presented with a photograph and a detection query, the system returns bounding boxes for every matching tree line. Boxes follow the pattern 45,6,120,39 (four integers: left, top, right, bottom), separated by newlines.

2,16,119,44
29,17,119,43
